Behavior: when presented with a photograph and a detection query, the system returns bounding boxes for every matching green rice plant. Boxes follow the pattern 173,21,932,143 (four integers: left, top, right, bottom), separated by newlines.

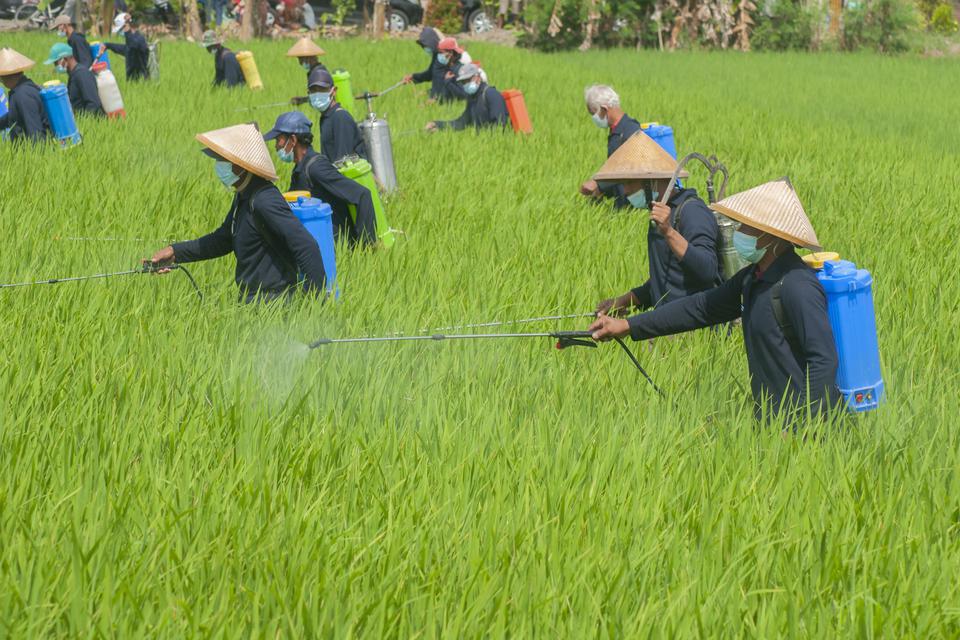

0,33,959,637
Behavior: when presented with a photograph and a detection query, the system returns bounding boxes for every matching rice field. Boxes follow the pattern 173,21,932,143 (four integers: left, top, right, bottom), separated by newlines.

1,31,960,637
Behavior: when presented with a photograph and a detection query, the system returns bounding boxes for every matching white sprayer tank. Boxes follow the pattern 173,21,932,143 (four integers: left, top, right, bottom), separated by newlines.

95,68,125,118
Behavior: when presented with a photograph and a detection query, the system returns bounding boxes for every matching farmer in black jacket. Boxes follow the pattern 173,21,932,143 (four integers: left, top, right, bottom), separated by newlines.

45,43,103,117
402,27,454,103
580,84,642,209
590,178,841,423
428,64,508,132
104,13,150,81
594,132,721,315
286,37,326,105
202,30,243,89
265,112,377,247
0,48,50,143
147,123,327,303
51,15,94,69
307,67,366,164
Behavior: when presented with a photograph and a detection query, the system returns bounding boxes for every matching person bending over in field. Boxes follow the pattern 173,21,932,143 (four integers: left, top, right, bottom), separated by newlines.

202,30,244,89
436,37,472,102
580,84,642,209
50,15,94,70
401,27,457,104
0,48,50,144
264,111,377,247
44,43,103,117
147,123,328,303
594,132,722,316
306,67,367,165
590,178,841,423
426,64,508,133
104,13,150,82
287,37,327,106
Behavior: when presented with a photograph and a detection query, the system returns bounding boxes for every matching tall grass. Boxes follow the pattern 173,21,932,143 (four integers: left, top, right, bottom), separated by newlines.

0,33,959,636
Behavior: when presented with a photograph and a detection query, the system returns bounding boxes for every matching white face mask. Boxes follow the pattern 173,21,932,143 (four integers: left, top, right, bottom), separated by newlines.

591,110,608,129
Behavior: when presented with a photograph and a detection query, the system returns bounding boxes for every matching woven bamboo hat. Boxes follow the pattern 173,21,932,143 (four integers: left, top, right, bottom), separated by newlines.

593,131,689,182
196,124,278,182
711,177,821,250
286,37,325,58
0,48,35,76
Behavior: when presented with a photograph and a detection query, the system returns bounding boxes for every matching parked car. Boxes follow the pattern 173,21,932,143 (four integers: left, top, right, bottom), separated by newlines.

0,0,19,20
306,0,491,33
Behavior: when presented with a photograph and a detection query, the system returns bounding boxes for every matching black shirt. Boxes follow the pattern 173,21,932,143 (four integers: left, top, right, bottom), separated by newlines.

290,148,377,246
599,114,642,209
214,46,244,88
68,31,94,68
318,104,366,163
104,30,150,81
67,65,103,116
441,60,468,102
435,84,509,131
411,55,456,103
0,76,50,143
171,177,327,302
627,250,841,420
631,188,721,309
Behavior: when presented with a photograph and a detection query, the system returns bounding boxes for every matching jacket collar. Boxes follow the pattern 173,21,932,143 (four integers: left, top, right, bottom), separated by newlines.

756,249,803,283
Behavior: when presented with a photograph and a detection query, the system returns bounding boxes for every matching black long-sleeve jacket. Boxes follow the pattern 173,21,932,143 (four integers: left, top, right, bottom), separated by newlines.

318,104,366,163
0,76,50,143
214,46,244,88
435,84,509,131
290,148,377,246
171,177,327,302
598,114,642,209
68,31,94,68
411,56,453,102
628,250,841,420
67,65,103,116
631,188,721,309
104,30,149,80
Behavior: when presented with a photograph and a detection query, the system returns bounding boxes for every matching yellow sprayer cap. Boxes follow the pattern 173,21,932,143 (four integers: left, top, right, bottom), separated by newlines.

640,122,660,129
283,190,311,202
43,80,62,87
802,251,840,269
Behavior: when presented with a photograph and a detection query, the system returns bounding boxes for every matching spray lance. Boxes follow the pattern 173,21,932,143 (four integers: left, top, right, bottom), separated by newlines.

0,262,203,301
307,318,666,398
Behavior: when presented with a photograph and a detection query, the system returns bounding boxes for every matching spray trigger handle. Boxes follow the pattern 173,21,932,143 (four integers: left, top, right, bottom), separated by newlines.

554,331,596,350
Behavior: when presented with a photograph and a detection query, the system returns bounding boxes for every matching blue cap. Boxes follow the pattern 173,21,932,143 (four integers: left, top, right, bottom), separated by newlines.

308,67,333,89
263,111,313,141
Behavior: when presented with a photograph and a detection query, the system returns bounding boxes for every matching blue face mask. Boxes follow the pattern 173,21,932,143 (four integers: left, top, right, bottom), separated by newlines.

309,91,332,112
301,61,312,71
733,230,768,263
463,80,480,95
55,63,67,74
277,140,294,163
424,47,433,56
626,189,659,210
437,53,449,65
215,160,240,188
57,30,66,37
591,111,608,129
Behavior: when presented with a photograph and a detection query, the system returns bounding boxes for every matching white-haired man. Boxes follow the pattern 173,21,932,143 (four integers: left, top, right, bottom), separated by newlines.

580,84,642,209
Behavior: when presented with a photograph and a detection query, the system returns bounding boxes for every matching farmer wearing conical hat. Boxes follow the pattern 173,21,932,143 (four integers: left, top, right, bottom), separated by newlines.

202,30,243,89
50,14,93,69
104,13,150,82
147,124,327,303
0,48,50,143
593,132,722,315
579,84,642,209
287,37,326,106
590,178,841,422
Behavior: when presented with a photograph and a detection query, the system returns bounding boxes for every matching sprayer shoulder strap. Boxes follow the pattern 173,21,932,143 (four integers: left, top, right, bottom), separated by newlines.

302,154,322,191
671,197,692,231
248,185,298,277
770,277,798,347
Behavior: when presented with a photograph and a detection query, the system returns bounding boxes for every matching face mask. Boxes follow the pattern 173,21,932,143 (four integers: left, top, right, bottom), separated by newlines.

215,160,240,189
277,140,294,163
55,63,67,74
57,30,66,37
437,53,449,65
310,91,332,112
733,231,768,263
626,189,659,210
592,110,608,129
463,80,480,95
424,47,433,56
301,62,311,71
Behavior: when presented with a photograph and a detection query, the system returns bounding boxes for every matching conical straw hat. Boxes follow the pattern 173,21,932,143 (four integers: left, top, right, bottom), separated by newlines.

0,48,35,76
711,177,821,250
593,131,689,181
196,124,278,182
286,37,325,57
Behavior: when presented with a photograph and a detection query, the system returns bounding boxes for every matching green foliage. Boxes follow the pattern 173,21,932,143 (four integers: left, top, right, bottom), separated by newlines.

930,2,959,33
517,0,656,51
2,32,960,636
843,0,920,51
752,0,817,50
424,0,462,34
